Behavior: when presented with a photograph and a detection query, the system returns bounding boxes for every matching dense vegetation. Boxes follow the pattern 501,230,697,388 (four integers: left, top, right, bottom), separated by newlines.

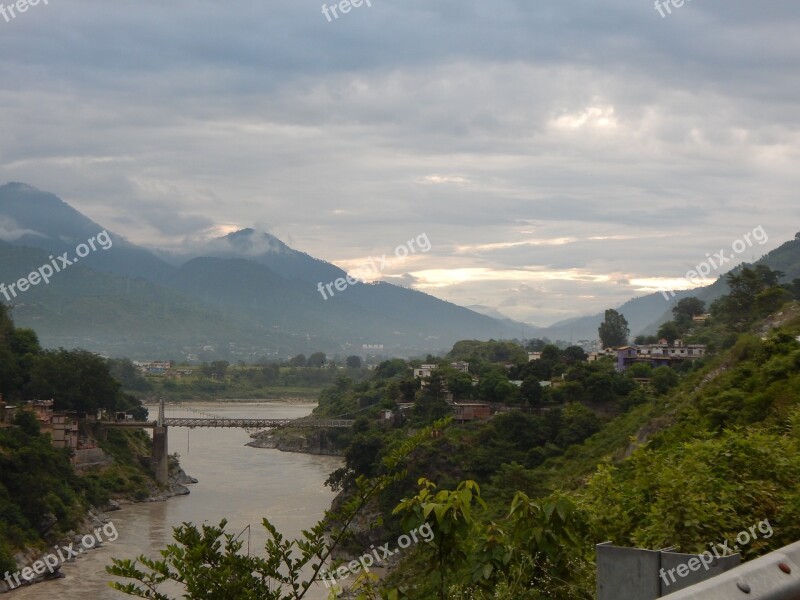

113,356,370,401
107,265,800,599
0,305,165,574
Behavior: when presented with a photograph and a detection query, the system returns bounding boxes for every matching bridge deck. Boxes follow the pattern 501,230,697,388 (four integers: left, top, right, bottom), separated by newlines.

102,418,354,429
164,418,354,428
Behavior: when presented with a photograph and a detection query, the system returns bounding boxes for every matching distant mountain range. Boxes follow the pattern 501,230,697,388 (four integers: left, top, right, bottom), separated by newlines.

532,232,800,343
0,183,527,360
1,182,797,360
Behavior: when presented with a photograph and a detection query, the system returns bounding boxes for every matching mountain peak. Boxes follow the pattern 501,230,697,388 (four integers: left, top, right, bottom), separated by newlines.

216,228,290,256
226,227,256,238
3,182,41,192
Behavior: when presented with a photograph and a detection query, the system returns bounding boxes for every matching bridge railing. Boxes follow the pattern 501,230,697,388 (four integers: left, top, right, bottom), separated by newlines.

161,418,355,428
661,541,800,599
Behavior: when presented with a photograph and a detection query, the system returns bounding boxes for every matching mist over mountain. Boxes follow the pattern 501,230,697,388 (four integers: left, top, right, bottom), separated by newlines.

2,183,797,360
0,183,518,359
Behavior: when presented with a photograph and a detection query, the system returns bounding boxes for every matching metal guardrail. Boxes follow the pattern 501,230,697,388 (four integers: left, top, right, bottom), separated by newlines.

596,542,741,599
661,541,800,599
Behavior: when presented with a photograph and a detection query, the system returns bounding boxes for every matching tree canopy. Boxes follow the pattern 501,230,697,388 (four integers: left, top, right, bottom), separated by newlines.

598,309,630,348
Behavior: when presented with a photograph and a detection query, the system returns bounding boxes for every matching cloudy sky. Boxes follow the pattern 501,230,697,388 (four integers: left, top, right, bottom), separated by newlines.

1,0,798,326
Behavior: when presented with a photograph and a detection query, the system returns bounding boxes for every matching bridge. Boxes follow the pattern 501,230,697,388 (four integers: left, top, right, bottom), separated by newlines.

101,400,354,485
163,417,354,428
102,418,354,429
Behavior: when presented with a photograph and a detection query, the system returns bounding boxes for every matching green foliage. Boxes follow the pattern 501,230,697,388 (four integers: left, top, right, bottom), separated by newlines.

711,266,791,326
108,358,153,392
673,297,706,323
650,365,679,394
108,423,441,599
391,479,487,599
289,353,307,367
374,359,411,380
563,346,588,363
387,481,591,600
307,352,326,368
220,301,800,599
447,340,527,366
598,309,630,348
0,420,84,547
25,348,132,415
657,321,681,344
579,427,800,554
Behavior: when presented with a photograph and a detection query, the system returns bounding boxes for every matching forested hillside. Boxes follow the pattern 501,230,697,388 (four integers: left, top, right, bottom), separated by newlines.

312,266,800,598
0,306,161,577
105,266,800,599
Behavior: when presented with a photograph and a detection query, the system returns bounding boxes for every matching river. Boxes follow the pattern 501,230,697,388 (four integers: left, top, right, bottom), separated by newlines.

9,401,343,600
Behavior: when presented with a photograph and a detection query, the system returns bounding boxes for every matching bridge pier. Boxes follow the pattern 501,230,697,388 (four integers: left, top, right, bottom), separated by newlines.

152,399,169,485
152,426,169,485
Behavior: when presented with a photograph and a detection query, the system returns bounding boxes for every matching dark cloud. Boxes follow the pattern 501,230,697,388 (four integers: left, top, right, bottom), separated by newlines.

0,0,796,325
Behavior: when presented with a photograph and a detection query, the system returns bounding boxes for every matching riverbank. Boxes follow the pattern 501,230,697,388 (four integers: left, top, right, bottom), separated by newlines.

0,463,197,594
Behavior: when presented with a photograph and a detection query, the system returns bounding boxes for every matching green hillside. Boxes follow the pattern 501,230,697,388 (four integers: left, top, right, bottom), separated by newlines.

307,266,800,598
0,306,169,576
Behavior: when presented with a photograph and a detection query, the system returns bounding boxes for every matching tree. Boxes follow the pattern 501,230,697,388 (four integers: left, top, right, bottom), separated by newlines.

520,376,544,406
345,355,362,369
201,361,229,380
563,346,587,364
288,354,307,367
525,338,549,352
598,309,630,348
657,321,681,345
541,345,561,362
651,366,679,394
713,266,787,325
672,297,705,322
374,359,410,379
26,349,123,416
107,358,152,392
306,352,326,368
445,371,474,401
788,279,800,300
109,425,440,600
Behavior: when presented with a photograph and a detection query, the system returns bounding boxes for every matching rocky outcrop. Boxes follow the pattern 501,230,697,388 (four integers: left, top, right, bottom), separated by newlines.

246,428,345,456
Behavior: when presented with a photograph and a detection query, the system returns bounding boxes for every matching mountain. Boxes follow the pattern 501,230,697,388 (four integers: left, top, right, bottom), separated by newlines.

535,234,800,343
3,183,796,359
0,183,520,359
0,182,175,284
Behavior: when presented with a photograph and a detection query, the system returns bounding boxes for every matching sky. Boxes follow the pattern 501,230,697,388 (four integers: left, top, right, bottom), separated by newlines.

0,0,798,326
